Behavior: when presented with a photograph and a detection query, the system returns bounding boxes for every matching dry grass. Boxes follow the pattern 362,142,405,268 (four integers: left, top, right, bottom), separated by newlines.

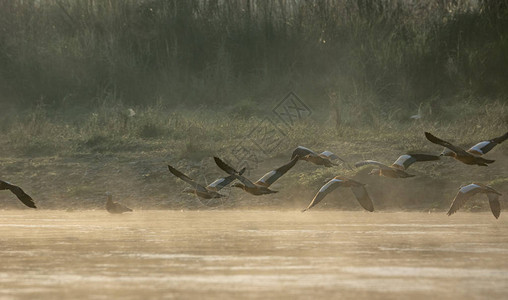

0,100,506,211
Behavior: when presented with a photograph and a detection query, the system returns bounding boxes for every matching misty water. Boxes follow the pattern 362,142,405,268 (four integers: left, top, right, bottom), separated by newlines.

1,210,507,299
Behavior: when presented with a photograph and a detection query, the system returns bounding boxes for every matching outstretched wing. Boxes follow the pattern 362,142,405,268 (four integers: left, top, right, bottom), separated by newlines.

355,160,392,170
167,165,208,193
350,185,374,212
213,157,257,188
487,193,501,219
0,180,36,208
468,132,508,155
291,146,317,160
302,178,344,212
254,157,299,187
447,184,481,216
391,154,440,170
425,132,467,155
206,167,246,191
213,157,239,175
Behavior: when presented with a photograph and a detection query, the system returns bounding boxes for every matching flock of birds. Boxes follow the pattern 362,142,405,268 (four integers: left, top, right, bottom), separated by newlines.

1,131,506,218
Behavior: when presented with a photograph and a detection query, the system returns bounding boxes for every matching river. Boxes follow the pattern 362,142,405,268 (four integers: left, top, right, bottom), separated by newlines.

0,210,507,299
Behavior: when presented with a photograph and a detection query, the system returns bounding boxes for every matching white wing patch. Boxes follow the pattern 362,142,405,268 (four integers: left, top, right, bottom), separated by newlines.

297,146,314,152
460,184,481,194
257,171,276,183
208,178,225,188
468,141,490,155
319,179,342,193
320,151,338,159
392,155,412,169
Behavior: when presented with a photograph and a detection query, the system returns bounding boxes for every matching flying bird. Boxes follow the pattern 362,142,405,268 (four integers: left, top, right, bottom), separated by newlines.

302,176,374,212
425,132,496,166
106,194,132,214
355,153,439,178
291,146,352,169
168,164,245,199
440,131,508,156
0,179,36,208
447,183,502,219
214,156,298,195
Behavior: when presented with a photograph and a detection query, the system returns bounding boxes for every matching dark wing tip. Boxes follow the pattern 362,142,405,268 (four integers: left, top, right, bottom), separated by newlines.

21,197,37,209
213,156,237,175
492,132,508,144
424,132,438,142
238,167,247,176
167,164,179,174
364,201,375,212
488,194,501,219
167,164,187,179
10,186,36,208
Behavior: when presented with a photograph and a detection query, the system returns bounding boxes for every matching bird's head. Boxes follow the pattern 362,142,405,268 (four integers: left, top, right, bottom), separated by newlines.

440,148,454,157
369,168,381,175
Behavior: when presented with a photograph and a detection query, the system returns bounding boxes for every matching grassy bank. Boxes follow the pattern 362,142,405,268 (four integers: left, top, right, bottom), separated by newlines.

0,101,506,211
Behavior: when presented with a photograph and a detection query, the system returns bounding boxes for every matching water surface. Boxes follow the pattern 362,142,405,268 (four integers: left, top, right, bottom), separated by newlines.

1,210,507,299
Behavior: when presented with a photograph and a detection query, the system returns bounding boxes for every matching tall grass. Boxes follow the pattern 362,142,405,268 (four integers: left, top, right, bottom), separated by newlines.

1,0,507,113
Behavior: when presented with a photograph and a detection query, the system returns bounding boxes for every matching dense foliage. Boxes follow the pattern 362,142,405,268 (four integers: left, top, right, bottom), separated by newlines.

1,0,507,111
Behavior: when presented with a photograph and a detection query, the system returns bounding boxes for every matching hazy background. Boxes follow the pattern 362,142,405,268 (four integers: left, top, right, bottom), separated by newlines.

0,0,507,210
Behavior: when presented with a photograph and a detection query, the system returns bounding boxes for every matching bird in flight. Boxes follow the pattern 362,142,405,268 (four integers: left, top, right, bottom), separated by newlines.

291,146,352,169
425,132,495,166
447,183,502,219
168,164,245,199
440,131,507,156
214,156,298,195
355,153,439,178
0,180,36,208
302,176,374,212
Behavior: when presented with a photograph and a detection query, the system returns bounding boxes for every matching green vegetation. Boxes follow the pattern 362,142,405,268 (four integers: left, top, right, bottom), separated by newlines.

0,1,506,210
1,0,508,110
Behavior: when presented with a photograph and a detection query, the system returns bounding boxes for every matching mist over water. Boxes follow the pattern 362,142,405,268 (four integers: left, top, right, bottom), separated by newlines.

1,210,507,299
